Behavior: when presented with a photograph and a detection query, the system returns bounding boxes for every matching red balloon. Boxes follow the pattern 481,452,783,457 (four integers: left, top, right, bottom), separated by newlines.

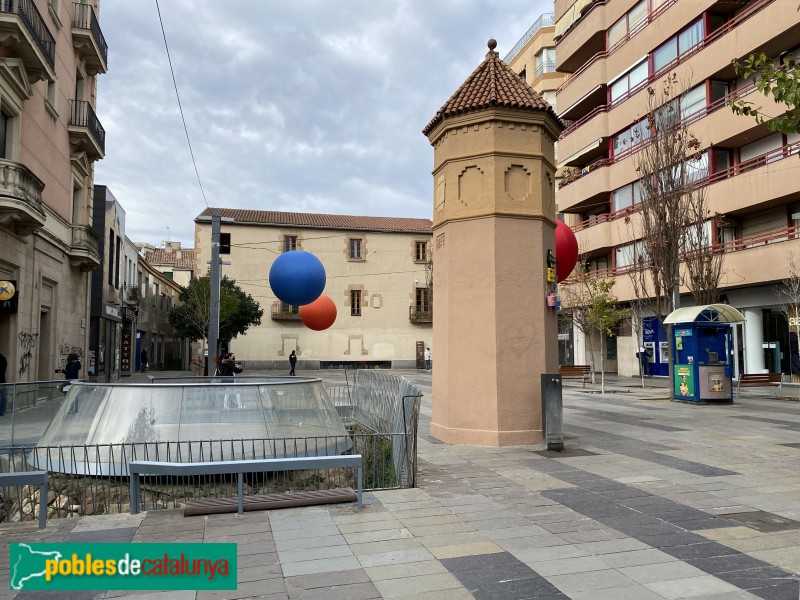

300,294,337,331
555,219,579,282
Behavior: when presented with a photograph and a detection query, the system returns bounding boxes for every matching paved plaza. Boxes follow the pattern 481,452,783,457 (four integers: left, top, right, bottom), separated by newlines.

2,371,800,599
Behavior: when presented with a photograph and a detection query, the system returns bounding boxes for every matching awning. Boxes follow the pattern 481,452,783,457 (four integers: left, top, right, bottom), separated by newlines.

663,303,746,325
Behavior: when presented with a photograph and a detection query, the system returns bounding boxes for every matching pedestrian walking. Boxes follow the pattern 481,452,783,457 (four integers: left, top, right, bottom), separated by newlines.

424,347,431,371
289,350,297,376
637,345,649,376
140,348,148,373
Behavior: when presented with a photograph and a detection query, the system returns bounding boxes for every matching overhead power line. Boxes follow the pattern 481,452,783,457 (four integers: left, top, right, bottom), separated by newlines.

155,0,209,208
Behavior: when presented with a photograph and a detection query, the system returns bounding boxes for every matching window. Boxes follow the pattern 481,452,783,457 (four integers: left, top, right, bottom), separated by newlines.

586,255,610,274
615,240,646,269
519,68,526,82
680,84,706,119
219,232,231,254
415,288,430,313
350,290,361,316
611,181,643,212
107,230,114,285
349,238,362,259
283,236,297,252
534,48,555,78
280,302,299,315
115,234,121,288
652,19,703,74
612,117,650,156
71,183,82,224
610,59,647,103
608,0,647,49
415,241,427,262
0,111,8,159
45,80,57,116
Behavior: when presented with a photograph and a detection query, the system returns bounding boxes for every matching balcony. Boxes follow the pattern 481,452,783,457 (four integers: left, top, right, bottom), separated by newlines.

409,306,432,324
271,305,300,321
68,100,105,160
0,0,55,82
124,284,141,305
68,224,100,272
71,2,107,75
503,12,554,64
0,158,45,236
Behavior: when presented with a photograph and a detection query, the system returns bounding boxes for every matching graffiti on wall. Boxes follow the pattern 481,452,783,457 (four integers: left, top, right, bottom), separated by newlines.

58,342,84,368
18,331,39,376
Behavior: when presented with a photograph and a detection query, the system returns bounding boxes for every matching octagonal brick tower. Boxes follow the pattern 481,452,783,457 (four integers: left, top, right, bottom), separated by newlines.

422,39,563,446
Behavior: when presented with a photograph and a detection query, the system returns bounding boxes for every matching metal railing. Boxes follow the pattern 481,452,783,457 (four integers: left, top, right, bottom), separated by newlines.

72,2,107,66
503,12,555,64
69,99,106,153
0,372,421,523
271,305,300,320
534,61,556,79
0,0,55,68
409,306,432,323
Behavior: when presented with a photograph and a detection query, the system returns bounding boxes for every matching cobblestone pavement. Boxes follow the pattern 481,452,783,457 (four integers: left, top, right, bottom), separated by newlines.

2,371,800,599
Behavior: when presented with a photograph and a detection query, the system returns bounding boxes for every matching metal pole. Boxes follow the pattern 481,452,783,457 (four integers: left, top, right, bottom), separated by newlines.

207,211,221,376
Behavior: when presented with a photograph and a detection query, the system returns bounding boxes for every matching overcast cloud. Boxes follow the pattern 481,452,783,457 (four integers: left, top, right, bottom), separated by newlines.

95,0,552,247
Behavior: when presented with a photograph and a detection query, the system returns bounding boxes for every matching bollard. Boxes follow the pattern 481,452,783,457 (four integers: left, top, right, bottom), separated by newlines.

541,374,564,451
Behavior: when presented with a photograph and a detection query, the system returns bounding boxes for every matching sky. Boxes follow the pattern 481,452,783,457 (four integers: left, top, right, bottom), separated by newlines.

95,0,553,248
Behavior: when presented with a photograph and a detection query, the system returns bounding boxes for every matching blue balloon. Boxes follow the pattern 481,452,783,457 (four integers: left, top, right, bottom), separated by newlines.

269,251,326,306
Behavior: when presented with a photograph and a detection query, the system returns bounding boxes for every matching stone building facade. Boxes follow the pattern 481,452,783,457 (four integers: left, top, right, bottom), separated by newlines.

0,1,107,382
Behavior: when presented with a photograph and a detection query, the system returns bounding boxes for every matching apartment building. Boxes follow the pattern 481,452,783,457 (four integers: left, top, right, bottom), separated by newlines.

194,209,433,369
504,12,573,363
554,0,800,377
0,1,107,382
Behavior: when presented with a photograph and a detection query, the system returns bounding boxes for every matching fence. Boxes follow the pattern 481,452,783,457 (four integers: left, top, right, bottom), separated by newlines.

0,371,421,523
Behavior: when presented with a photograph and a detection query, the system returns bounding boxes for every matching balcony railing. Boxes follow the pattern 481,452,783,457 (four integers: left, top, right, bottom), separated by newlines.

0,158,45,236
409,306,432,323
68,224,100,272
503,12,554,64
72,2,107,73
534,61,557,79
69,99,105,157
0,0,55,69
124,284,142,305
576,223,800,283
271,305,300,321
558,0,775,117
556,0,679,94
569,141,800,231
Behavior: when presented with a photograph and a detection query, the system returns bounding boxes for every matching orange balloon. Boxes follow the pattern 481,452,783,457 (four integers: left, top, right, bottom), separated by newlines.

300,294,337,331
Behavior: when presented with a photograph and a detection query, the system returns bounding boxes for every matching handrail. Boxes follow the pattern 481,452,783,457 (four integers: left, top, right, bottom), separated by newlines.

69,100,106,153
535,61,557,79
72,2,108,67
0,471,47,528
503,12,555,63
557,0,774,111
0,0,56,69
556,0,679,94
567,141,800,228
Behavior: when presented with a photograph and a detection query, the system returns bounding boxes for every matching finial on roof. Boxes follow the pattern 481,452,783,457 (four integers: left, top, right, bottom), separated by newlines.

487,38,497,51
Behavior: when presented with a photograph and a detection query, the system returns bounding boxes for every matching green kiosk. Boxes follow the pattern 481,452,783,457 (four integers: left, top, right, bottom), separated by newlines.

663,304,745,402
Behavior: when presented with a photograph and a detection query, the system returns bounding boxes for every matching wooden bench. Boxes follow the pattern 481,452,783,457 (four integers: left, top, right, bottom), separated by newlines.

736,373,783,399
559,365,592,388
129,455,363,516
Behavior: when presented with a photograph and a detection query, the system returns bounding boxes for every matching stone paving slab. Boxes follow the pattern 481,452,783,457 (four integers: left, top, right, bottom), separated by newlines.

5,372,800,599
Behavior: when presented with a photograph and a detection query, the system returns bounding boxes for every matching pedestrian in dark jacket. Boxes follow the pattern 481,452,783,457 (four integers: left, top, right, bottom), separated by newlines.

140,348,148,373
289,350,297,376
59,353,81,380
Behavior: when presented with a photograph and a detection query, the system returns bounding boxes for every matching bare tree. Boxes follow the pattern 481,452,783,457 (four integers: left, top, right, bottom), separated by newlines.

775,252,800,391
559,254,598,379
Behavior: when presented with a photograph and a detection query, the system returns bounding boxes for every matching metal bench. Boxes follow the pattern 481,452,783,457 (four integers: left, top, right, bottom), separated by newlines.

0,471,48,529
129,455,363,516
736,373,783,400
559,365,592,388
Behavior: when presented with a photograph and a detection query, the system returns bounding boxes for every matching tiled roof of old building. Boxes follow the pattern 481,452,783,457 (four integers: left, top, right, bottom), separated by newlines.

423,39,558,135
197,208,432,233
144,248,195,269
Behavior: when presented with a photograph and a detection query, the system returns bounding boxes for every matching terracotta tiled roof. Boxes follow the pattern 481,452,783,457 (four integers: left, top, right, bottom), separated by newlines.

423,39,558,135
196,208,432,233
144,248,195,269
